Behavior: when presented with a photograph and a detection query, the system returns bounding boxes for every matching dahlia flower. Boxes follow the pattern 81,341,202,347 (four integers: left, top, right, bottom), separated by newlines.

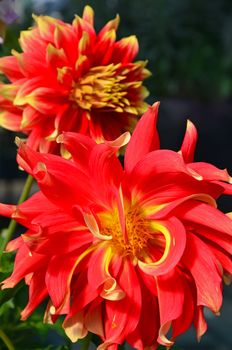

0,5,150,152
0,102,231,349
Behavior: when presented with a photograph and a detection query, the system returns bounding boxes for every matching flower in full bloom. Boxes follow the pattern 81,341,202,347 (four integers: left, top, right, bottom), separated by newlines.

0,102,232,349
0,5,150,152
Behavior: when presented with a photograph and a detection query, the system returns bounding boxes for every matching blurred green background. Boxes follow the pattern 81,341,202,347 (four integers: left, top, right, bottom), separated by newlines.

0,1,232,349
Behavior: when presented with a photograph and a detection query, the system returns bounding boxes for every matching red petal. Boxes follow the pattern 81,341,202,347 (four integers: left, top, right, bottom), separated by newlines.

180,120,197,163
125,102,160,173
188,162,232,183
45,245,96,313
0,56,23,81
127,272,159,349
94,30,117,65
67,270,99,317
196,226,232,254
54,24,78,64
194,306,207,341
128,150,200,196
98,15,120,39
46,43,68,68
88,142,124,204
172,274,195,339
21,269,47,320
112,36,139,63
157,268,185,346
57,132,95,167
182,233,222,313
102,259,141,347
176,200,232,236
2,243,48,289
17,142,95,213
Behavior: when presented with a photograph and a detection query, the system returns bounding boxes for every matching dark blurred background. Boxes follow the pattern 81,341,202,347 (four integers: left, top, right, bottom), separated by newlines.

0,0,231,349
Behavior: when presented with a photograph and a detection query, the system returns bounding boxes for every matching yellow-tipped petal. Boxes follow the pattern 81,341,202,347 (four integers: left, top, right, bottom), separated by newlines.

82,5,94,26
32,14,59,37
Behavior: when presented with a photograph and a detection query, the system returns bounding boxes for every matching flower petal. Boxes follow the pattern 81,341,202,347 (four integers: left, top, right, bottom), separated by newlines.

2,243,48,289
180,120,197,163
138,217,186,276
101,259,141,348
21,269,47,320
157,268,186,346
176,200,232,236
125,102,160,173
182,233,222,313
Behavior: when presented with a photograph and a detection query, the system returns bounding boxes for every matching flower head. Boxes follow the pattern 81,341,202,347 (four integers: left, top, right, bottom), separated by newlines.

0,5,150,152
1,103,232,349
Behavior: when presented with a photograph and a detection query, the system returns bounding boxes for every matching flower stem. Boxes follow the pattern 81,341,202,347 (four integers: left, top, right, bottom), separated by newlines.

0,175,34,252
80,333,92,350
0,329,15,350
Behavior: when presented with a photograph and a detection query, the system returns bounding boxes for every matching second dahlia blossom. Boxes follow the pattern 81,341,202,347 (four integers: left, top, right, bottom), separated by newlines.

0,5,150,152
0,103,232,349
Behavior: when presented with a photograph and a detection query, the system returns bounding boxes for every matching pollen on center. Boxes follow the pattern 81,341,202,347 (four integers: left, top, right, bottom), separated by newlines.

99,205,154,258
69,63,138,115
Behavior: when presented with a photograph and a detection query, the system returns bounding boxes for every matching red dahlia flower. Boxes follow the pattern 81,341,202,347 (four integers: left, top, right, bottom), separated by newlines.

0,6,150,153
0,102,232,349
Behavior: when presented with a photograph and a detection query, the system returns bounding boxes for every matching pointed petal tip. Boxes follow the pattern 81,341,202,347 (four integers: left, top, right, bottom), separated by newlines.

150,101,160,114
105,131,131,148
1,281,16,290
151,101,160,108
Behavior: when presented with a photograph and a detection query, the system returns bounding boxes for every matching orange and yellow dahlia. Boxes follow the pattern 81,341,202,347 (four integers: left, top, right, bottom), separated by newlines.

0,6,150,152
0,103,231,349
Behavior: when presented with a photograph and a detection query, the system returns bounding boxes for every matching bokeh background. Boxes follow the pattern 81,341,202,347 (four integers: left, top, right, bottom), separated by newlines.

0,1,231,349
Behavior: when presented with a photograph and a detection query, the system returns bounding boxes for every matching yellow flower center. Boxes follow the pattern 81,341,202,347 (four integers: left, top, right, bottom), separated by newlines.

70,63,140,115
99,205,155,258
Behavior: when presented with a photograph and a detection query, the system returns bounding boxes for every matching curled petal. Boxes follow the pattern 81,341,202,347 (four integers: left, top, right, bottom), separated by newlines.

63,311,88,343
88,246,125,300
83,212,112,240
138,217,186,276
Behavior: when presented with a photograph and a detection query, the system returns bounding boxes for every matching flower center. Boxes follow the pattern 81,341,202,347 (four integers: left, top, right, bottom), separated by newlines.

70,64,138,114
99,206,154,258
